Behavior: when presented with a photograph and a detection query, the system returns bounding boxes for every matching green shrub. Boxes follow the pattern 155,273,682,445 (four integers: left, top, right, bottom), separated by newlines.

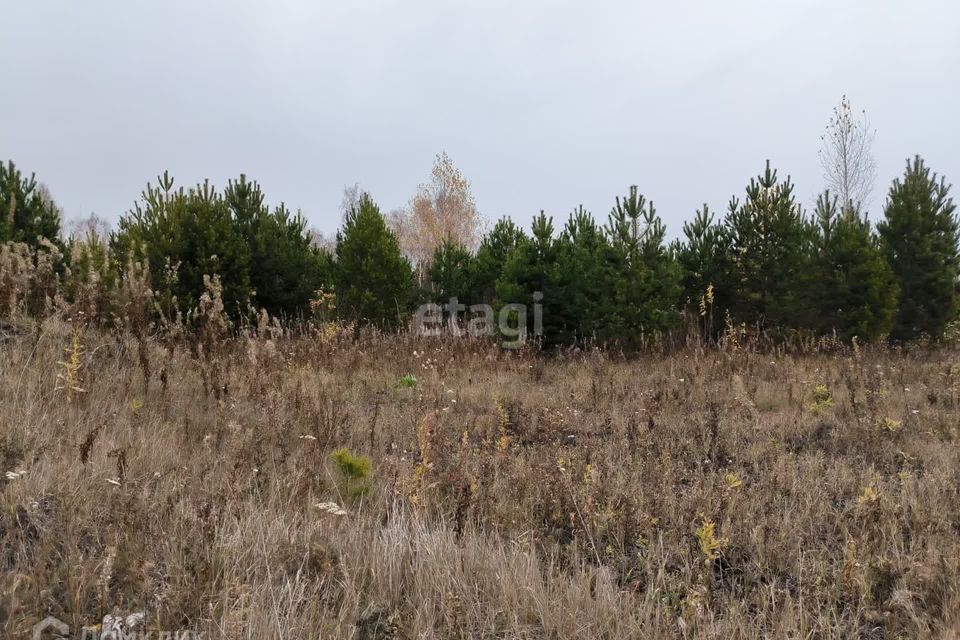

332,447,370,480
331,447,372,501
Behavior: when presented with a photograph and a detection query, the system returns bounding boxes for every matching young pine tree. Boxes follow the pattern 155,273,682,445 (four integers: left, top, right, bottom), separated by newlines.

65,229,119,320
810,192,897,342
496,212,555,344
0,160,63,249
472,217,526,304
251,204,333,318
726,161,813,331
552,206,621,345
112,173,252,318
605,186,681,346
223,174,332,317
878,156,959,341
676,204,734,334
335,193,415,331
428,239,476,305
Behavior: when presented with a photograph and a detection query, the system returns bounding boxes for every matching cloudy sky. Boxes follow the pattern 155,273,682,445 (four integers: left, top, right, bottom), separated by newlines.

3,1,957,238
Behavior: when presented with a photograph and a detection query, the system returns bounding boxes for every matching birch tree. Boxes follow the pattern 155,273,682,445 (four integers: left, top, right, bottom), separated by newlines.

819,95,877,211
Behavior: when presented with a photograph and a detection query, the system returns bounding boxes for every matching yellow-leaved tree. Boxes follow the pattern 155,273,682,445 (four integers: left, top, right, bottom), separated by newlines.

393,152,483,267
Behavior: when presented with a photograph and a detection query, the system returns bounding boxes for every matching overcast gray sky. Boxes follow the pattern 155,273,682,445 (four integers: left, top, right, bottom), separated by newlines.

2,1,957,238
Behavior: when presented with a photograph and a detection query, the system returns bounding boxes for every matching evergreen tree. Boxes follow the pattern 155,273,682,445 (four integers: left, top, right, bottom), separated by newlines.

552,206,620,344
428,239,476,305
726,161,813,330
676,204,734,332
65,229,119,319
472,217,526,304
224,175,331,318
811,192,897,341
112,172,252,318
878,156,959,341
224,173,265,246
251,204,333,318
335,193,415,330
0,160,63,249
113,172,331,321
496,212,555,344
605,186,681,346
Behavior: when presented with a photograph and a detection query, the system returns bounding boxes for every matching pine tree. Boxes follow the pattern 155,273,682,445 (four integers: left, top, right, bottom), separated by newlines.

605,186,681,346
65,229,119,319
223,173,265,245
0,160,63,249
224,175,331,318
251,204,333,318
428,239,476,304
676,205,734,337
811,192,897,341
496,212,555,344
552,206,620,345
472,217,526,304
113,172,332,322
726,161,813,330
335,193,415,330
112,172,252,318
878,156,959,341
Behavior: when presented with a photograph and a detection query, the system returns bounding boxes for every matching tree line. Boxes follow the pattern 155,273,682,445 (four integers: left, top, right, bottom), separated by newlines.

1,152,956,347
1,98,957,346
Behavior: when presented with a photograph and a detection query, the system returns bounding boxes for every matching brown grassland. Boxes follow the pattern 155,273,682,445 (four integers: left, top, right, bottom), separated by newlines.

2,319,960,638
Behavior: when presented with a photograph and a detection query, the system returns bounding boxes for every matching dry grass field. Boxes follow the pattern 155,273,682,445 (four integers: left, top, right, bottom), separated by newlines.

3,320,960,638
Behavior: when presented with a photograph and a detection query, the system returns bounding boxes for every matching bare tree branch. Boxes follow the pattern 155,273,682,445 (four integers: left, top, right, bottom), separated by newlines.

819,95,877,212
